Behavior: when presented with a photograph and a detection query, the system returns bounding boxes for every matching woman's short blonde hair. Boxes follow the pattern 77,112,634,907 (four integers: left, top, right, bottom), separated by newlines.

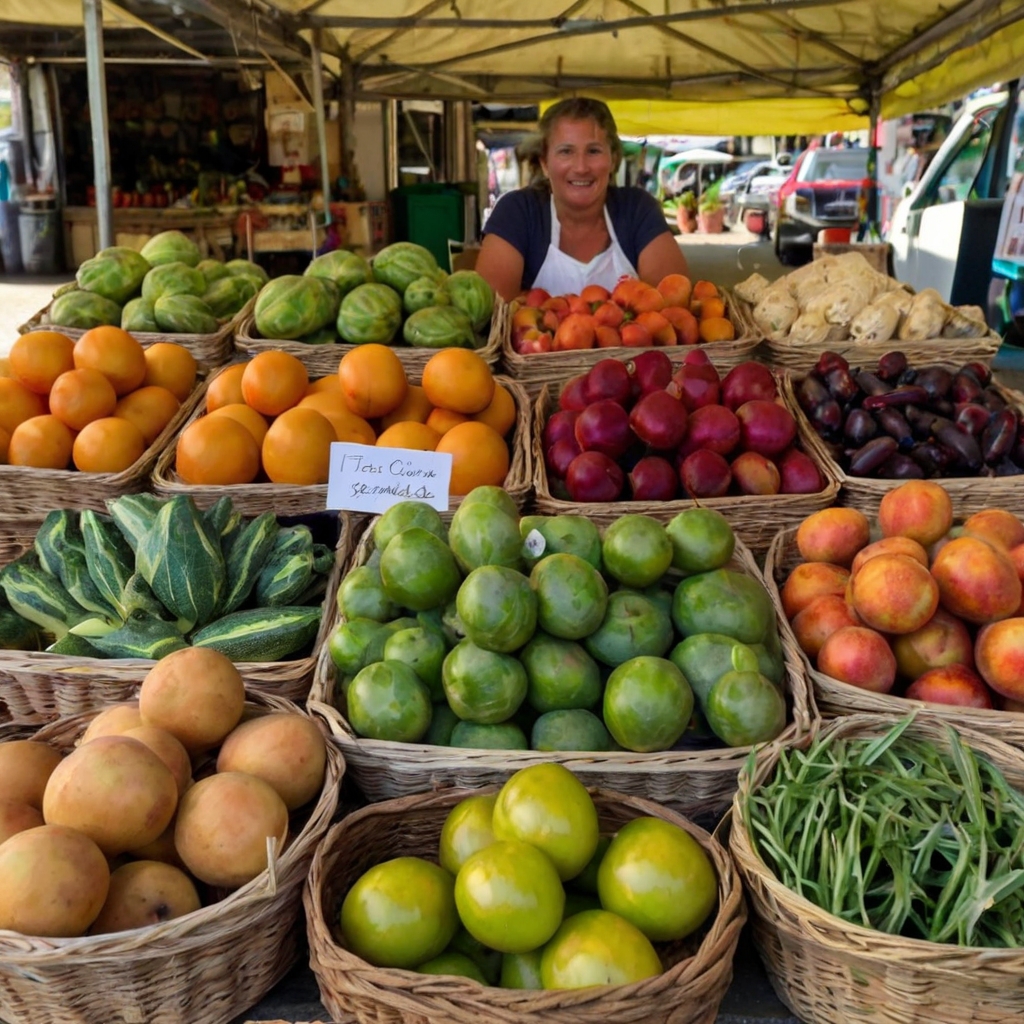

537,97,623,174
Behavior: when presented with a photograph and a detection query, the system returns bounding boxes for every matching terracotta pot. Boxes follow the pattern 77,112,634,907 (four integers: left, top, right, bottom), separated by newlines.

676,207,697,233
698,208,725,234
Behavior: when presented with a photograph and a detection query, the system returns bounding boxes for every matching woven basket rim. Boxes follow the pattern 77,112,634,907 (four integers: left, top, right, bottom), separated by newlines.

0,694,343,961
310,514,815,771
730,710,1024,966
151,367,532,509
304,780,745,1013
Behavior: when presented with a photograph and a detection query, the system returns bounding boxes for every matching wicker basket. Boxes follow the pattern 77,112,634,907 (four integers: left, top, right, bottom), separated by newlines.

309,520,814,822
730,712,1024,1024
304,781,745,1024
0,512,354,723
501,290,759,397
0,377,207,518
233,296,508,376
17,298,254,371
152,366,533,517
531,378,841,554
765,524,1024,748
0,694,343,1024
732,295,1003,373
783,373,1024,518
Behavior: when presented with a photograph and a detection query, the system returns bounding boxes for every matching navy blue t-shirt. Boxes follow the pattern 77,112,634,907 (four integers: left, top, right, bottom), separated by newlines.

482,185,669,289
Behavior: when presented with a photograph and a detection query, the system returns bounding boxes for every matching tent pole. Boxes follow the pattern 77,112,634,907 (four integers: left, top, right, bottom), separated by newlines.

82,0,112,250
862,85,880,242
310,30,332,227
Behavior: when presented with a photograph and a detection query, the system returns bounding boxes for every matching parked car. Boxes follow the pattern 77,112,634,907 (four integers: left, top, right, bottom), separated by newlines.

733,161,792,229
774,145,871,264
722,155,794,225
719,160,768,222
889,89,1019,311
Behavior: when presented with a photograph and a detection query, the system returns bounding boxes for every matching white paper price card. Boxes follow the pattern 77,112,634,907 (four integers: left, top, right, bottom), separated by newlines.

326,443,453,513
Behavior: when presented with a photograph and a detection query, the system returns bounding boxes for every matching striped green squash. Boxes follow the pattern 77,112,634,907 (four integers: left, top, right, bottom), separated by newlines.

107,494,164,552
35,510,117,618
46,632,101,657
0,608,40,650
254,526,316,607
202,495,237,545
81,510,136,618
136,496,225,631
0,556,91,639
121,573,171,621
89,617,190,660
191,605,321,662
220,512,280,615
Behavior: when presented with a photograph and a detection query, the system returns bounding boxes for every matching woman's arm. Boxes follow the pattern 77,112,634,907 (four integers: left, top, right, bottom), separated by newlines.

474,233,527,303
636,231,690,285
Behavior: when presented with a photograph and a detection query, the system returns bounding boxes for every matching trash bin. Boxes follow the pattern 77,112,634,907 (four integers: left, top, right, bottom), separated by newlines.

19,199,60,274
0,200,22,274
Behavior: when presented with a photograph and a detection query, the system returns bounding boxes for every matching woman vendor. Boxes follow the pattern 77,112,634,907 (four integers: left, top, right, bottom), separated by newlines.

475,98,690,303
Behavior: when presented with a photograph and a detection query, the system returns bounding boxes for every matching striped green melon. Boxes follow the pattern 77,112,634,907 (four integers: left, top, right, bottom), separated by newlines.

446,270,494,332
48,290,122,329
197,259,230,288
372,242,439,296
403,306,476,349
403,275,450,315
153,294,220,335
254,275,340,340
142,262,207,304
141,230,201,268
336,282,402,345
76,247,151,305
191,605,321,662
202,275,258,319
122,297,159,333
305,249,373,298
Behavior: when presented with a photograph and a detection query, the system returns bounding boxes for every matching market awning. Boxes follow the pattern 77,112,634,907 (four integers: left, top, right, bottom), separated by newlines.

2,1,1022,134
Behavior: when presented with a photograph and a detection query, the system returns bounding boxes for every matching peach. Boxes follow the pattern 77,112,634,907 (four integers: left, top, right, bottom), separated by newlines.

904,664,994,709
891,608,975,680
795,508,870,567
781,562,850,620
791,594,860,659
731,451,781,495
850,554,939,635
850,536,929,576
0,800,45,846
817,626,897,693
0,740,62,808
1010,543,1024,615
962,509,1024,552
931,537,1022,625
878,480,953,547
975,618,1024,701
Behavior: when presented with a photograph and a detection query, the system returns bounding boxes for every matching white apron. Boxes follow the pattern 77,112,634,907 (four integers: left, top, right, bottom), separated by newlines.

531,197,637,296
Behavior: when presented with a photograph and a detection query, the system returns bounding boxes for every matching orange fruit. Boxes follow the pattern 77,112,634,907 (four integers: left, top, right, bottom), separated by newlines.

48,368,118,431
305,375,341,395
421,349,494,414
7,415,74,469
208,403,270,446
379,385,433,429
73,326,147,396
113,386,181,445
72,417,146,474
9,331,75,394
143,343,197,401
0,378,47,434
298,393,376,445
376,422,441,451
435,421,509,494
176,415,260,485
425,407,469,436
0,426,9,464
261,407,336,485
338,344,407,419
241,351,309,416
206,363,247,413
472,383,516,436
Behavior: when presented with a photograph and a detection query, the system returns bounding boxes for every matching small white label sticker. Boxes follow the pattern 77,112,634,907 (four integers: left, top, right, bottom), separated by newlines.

524,529,547,558
326,443,453,513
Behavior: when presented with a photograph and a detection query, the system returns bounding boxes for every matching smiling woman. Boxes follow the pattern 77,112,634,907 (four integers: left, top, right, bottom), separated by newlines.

474,97,689,302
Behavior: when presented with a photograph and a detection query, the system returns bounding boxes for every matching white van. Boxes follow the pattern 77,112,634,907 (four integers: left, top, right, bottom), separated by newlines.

889,88,1022,307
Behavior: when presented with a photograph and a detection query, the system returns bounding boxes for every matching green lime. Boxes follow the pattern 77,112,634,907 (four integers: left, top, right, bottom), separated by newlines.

450,721,529,750
383,627,446,701
442,639,527,724
500,949,543,989
520,515,602,571
529,553,608,640
328,618,388,676
671,569,775,645
705,670,787,746
337,564,398,622
665,508,735,573
459,485,519,520
449,501,523,573
539,909,661,988
601,515,673,588
439,793,497,875
603,656,693,753
583,590,674,667
424,703,459,746
531,709,611,752
520,632,601,714
380,527,461,612
416,951,486,983
373,501,447,552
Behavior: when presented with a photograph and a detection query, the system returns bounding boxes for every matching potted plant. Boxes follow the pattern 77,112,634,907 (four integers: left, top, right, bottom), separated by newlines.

698,181,725,234
674,191,698,233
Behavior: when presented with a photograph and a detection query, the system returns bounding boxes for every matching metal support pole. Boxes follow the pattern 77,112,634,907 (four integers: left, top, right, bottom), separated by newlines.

383,99,399,192
310,31,332,226
861,86,881,242
83,0,113,250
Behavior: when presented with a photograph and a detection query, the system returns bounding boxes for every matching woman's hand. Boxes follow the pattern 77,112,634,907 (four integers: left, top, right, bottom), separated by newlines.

637,232,690,287
473,234,526,303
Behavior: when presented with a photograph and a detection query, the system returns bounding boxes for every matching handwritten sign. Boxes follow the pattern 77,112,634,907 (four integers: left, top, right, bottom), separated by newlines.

326,443,453,513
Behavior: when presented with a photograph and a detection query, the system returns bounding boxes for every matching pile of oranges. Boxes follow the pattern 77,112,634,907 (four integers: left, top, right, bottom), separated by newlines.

176,345,516,494
0,329,196,473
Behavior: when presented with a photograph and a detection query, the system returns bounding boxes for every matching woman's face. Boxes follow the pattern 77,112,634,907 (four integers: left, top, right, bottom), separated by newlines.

541,117,614,211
